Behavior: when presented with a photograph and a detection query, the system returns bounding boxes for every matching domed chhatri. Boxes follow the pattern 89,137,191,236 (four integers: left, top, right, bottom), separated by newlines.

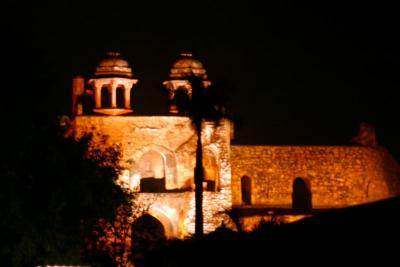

164,52,211,114
88,52,138,115
169,52,208,79
95,52,133,78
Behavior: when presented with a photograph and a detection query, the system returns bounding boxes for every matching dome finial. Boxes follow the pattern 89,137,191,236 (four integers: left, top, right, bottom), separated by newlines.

180,52,193,57
106,51,121,57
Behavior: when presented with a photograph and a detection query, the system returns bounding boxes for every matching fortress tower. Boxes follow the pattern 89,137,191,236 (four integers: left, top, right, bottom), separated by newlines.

72,52,138,116
70,50,400,239
163,52,211,114
72,52,233,239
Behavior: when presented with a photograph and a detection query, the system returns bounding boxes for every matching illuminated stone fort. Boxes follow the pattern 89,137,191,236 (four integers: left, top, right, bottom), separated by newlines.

71,52,400,238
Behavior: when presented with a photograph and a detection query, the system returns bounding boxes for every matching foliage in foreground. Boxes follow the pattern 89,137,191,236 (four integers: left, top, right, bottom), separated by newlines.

0,118,132,266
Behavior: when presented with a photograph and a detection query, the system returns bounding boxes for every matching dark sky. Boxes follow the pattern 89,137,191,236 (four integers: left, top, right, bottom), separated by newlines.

3,1,400,157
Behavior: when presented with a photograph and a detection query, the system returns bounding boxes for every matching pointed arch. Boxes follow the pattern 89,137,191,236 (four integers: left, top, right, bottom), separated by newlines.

148,204,179,239
138,150,165,192
134,144,178,191
131,214,166,261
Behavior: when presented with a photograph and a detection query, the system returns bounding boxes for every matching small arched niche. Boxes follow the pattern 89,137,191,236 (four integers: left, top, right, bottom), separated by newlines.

241,175,252,205
292,177,312,212
203,150,219,191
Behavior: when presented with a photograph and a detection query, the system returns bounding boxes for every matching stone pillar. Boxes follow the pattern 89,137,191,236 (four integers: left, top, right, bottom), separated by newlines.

124,86,131,109
163,80,195,114
90,78,137,115
110,83,118,108
93,83,101,109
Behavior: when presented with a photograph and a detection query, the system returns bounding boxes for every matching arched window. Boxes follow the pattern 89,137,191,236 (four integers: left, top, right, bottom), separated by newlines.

101,86,111,108
292,177,312,212
241,175,252,205
138,151,165,192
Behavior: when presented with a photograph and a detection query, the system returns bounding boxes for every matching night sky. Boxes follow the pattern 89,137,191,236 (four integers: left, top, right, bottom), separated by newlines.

3,1,400,158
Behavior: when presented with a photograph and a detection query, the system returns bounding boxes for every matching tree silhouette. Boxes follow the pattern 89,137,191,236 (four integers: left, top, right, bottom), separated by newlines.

84,204,134,267
170,75,230,237
0,118,133,266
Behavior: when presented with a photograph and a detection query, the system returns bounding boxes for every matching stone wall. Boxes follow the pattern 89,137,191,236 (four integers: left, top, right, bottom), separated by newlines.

71,115,400,235
134,190,233,237
75,116,196,188
231,145,400,209
74,115,232,237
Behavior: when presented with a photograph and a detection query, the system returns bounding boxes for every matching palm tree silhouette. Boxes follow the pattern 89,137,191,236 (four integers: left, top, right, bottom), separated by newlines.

171,75,229,237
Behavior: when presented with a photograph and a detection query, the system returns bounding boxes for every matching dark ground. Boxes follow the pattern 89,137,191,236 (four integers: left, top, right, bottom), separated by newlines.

142,196,400,266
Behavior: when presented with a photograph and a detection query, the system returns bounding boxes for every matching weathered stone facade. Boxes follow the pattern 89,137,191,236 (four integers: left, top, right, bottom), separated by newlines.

71,51,400,241
74,116,232,236
231,145,400,208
